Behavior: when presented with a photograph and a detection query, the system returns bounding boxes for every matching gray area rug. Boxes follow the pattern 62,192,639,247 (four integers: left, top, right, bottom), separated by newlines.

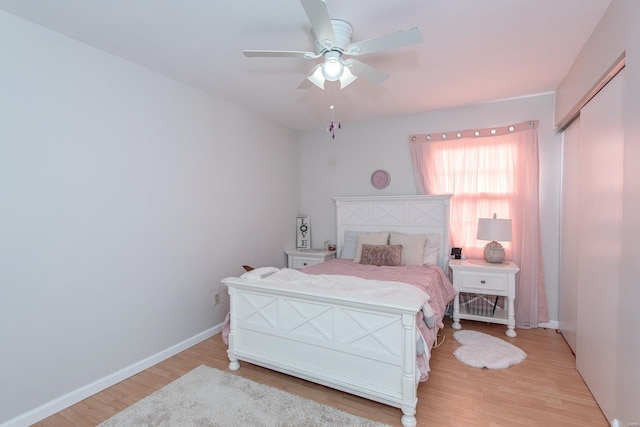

99,365,391,427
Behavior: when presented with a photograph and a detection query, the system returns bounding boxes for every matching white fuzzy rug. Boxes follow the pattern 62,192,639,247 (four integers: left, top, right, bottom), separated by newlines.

98,365,390,427
453,330,527,369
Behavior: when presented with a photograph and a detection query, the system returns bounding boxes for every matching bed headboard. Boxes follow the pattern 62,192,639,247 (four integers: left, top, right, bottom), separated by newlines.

333,194,452,271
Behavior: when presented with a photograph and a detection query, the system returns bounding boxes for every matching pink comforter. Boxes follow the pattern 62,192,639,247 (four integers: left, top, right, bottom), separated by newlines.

302,259,457,381
302,259,456,330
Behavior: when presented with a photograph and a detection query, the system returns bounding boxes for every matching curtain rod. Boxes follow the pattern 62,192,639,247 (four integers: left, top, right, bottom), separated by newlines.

409,120,538,143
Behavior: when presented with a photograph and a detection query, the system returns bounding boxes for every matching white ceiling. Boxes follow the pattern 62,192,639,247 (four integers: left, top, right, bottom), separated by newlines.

0,0,611,132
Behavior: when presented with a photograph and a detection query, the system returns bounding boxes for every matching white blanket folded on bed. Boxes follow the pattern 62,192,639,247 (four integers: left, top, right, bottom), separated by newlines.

241,267,436,328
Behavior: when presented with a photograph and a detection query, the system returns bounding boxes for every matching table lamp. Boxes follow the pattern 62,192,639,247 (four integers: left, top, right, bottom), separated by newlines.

476,214,512,263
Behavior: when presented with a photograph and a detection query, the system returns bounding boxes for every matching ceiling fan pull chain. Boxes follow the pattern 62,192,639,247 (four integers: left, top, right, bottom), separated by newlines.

327,103,341,140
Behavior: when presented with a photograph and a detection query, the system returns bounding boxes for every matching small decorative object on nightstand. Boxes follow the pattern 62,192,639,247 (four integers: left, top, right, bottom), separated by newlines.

285,248,336,270
449,259,520,337
296,216,311,249
476,213,512,263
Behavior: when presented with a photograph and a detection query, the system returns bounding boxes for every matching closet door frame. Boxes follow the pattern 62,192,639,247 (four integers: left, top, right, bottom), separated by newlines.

558,118,580,354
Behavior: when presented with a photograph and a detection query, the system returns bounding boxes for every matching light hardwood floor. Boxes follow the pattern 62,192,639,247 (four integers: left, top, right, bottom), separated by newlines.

34,319,607,427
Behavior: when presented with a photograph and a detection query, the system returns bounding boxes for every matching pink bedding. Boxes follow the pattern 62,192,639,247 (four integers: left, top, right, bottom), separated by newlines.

302,258,457,381
302,258,456,330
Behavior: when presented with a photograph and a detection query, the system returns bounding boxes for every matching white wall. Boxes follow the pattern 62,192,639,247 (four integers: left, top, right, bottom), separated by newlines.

299,94,561,325
0,11,299,425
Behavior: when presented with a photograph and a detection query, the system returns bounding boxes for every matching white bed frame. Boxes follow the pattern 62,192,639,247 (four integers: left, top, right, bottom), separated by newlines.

222,195,451,427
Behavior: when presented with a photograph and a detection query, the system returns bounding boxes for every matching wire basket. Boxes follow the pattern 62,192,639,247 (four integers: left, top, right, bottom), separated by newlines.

459,292,501,317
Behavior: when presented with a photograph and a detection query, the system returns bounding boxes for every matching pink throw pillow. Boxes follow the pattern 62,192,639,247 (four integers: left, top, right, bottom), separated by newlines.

359,244,402,266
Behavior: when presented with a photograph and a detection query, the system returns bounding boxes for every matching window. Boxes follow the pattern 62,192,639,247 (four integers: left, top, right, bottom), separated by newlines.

429,138,517,257
410,121,548,327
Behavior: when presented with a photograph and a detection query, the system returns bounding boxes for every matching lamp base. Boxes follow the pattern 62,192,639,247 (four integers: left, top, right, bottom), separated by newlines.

483,241,505,263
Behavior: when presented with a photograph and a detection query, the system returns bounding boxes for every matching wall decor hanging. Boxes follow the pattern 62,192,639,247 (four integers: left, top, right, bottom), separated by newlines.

371,169,391,189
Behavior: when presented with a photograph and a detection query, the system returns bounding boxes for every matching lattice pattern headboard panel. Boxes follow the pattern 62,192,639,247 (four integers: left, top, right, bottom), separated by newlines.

333,195,452,270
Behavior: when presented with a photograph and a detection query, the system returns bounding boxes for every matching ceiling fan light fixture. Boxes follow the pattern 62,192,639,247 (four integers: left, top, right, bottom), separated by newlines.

321,51,343,81
244,1,424,91
322,58,342,80
339,67,357,89
307,64,326,89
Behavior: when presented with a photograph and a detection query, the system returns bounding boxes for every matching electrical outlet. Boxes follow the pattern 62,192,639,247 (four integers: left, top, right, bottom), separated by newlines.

214,292,221,305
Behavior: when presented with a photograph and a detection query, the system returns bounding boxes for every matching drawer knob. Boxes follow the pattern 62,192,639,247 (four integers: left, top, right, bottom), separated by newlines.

480,280,486,284
303,262,308,266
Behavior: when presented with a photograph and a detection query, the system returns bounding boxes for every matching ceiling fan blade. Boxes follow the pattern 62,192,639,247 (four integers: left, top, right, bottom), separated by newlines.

344,59,388,84
243,50,321,59
301,0,335,50
344,27,423,56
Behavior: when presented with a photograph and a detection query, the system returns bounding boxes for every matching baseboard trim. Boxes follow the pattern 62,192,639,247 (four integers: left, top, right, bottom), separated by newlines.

2,324,224,427
537,320,559,329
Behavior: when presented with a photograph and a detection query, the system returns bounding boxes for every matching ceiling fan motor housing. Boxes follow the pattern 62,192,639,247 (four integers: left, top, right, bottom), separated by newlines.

313,19,352,53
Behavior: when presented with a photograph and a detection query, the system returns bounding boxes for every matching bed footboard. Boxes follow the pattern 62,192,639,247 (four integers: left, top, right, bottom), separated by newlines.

223,277,420,427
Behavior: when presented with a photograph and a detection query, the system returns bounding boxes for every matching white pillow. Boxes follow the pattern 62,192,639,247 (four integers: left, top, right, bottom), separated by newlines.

354,232,389,263
389,233,426,265
423,233,441,265
340,230,360,259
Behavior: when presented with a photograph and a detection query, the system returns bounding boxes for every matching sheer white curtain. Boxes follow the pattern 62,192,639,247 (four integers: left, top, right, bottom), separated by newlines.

410,121,548,327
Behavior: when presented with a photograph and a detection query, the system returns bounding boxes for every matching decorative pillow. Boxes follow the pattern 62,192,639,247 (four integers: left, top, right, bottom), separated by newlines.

423,233,441,265
340,230,360,259
389,233,427,265
353,232,389,263
359,244,402,266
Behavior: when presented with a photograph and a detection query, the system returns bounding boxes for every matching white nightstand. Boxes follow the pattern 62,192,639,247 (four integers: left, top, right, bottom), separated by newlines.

449,259,520,337
285,248,336,270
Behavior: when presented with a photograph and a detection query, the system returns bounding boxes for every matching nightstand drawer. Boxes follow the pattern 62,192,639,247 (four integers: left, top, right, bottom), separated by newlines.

286,248,336,270
460,273,507,294
291,257,322,269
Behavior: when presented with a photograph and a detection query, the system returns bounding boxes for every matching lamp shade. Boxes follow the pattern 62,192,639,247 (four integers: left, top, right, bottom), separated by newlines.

477,217,512,242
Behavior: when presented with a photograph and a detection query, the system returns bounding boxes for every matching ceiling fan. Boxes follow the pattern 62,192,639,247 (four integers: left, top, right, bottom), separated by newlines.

243,0,423,90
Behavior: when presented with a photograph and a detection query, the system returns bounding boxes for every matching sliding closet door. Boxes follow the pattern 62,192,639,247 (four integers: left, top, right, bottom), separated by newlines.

576,69,624,421
558,118,580,354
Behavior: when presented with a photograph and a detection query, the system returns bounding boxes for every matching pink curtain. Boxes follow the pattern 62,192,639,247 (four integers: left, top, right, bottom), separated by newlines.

410,121,548,327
